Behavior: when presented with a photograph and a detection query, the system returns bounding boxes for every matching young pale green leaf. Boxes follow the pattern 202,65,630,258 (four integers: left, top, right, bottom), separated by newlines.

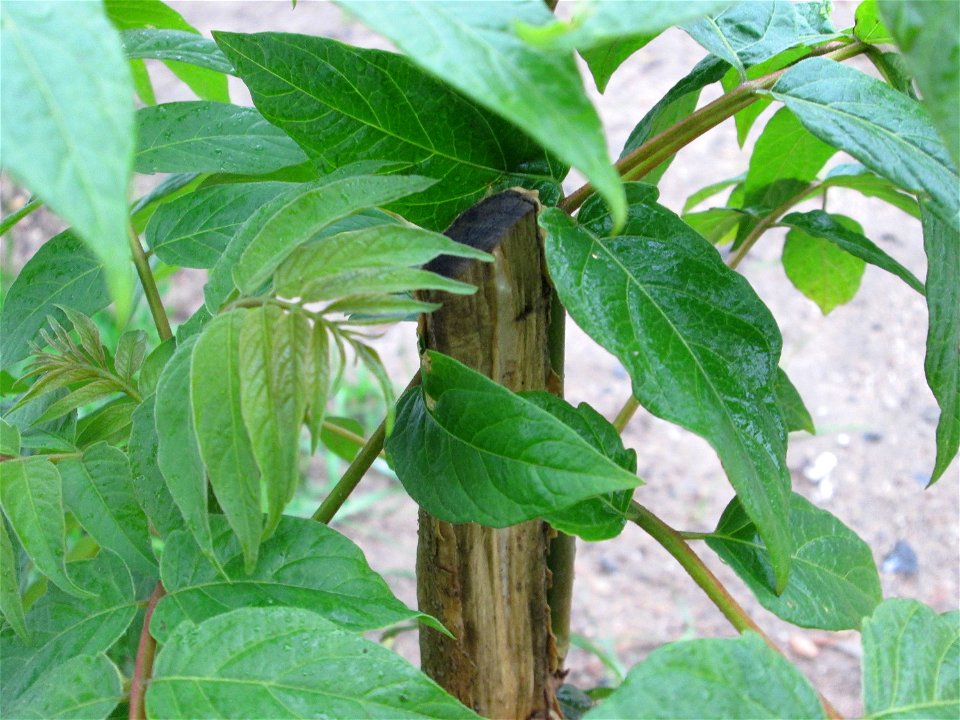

541,190,792,591
773,368,815,434
772,58,959,222
129,57,155,105
154,336,216,563
879,0,959,165
521,393,636,541
684,173,745,212
335,0,624,227
146,181,294,268
683,1,837,77
0,0,134,315
232,174,435,296
275,224,490,301
319,416,365,462
861,599,960,719
32,380,121,427
683,207,746,245
58,443,157,576
306,324,332,452
0,418,19,457
105,0,197,33
581,35,656,94
819,164,921,219
74,399,136,450
128,396,183,538
782,216,867,315
215,31,565,231
781,210,924,294
151,515,438,643
113,330,147,384
148,607,478,719
921,203,960,484
0,458,87,598
855,0,893,44
0,231,109,370
2,653,122,720
239,305,310,538
386,352,640,528
135,102,308,175
0,550,135,710
120,28,234,74
138,338,175,397
707,493,881,630
584,632,826,719
292,268,476,304
0,520,27,642
191,310,262,571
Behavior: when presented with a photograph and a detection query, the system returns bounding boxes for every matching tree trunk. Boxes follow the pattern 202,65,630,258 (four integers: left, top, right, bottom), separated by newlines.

416,189,561,719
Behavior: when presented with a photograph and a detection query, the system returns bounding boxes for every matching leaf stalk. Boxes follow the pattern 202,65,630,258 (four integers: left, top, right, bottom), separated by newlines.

128,224,172,342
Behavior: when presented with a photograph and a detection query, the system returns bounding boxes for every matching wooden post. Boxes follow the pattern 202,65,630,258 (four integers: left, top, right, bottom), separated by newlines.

416,190,561,719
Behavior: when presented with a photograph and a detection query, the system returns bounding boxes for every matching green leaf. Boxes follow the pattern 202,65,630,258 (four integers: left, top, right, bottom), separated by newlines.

683,207,746,245
773,368,815,434
879,0,960,165
231,174,436,296
120,28,234,74
0,550,135,710
0,519,27,642
114,332,147,385
521,393,636,541
215,30,565,231
319,416,364,462
306,324,332,452
683,0,837,77
771,57,959,223
129,57,156,105
275,224,490,302
580,35,656,94
3,653,122,720
151,515,436,643
148,607,478,719
0,231,109,370
0,458,87,598
75,399,136,449
820,164,921,219
684,173,745,212
540,189,792,591
0,0,135,315
855,0,893,44
0,417,19,457
335,0,624,227
154,336,216,563
238,305,310,538
128,396,182,538
386,352,640,529
861,599,960,719
191,310,262,571
782,215,867,315
921,202,960,484
781,210,924,294
707,493,881,630
135,102,308,175
138,338,175,397
584,632,826,719
105,0,197,33
58,443,157,576
146,181,294,268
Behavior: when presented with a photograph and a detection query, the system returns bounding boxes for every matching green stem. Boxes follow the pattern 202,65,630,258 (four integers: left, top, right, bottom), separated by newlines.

312,421,386,524
612,396,640,433
0,197,42,237
128,225,172,342
726,183,820,269
320,418,382,457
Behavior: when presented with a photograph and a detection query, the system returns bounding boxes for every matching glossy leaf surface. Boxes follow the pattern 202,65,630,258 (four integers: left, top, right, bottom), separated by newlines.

120,28,233,74
3,653,122,720
773,368,815,434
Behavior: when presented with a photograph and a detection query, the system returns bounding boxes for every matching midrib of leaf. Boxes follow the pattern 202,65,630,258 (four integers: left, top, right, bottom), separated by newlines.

712,532,871,585
139,122,282,155
219,35,554,182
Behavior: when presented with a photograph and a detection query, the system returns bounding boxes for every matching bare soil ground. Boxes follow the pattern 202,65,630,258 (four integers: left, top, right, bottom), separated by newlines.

4,3,957,717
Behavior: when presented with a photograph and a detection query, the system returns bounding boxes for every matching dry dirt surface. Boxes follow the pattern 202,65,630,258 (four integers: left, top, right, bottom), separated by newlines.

6,2,958,717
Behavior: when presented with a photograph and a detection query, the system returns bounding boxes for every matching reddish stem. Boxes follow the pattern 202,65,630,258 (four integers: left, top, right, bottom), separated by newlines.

129,582,166,720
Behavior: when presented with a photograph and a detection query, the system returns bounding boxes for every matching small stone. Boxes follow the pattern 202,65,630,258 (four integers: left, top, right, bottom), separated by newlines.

789,634,820,659
815,476,835,502
863,431,883,444
803,451,837,483
836,433,851,448
598,556,619,575
881,540,919,576
912,471,931,487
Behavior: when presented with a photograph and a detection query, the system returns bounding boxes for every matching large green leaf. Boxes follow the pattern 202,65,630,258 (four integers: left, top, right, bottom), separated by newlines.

0,519,27,642
781,210,924,293
128,396,182,538
386,352,640,529
1,0,134,314
215,30,565,231
191,310,261,571
2,654,122,720
0,458,86,598
135,102,308,175
584,632,826,719
146,181,294,268
120,28,234,74
819,164,921,219
154,336,216,563
335,0,623,226
683,0,837,77
0,417,20,457
238,305,310,537
58,443,157,576
0,231,110,371
707,493,881,630
861,599,960,719
151,516,436,643
0,551,135,712
879,0,959,165
921,203,960,483
782,215,867,315
540,187,792,590
772,57,959,224
148,607,478,719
